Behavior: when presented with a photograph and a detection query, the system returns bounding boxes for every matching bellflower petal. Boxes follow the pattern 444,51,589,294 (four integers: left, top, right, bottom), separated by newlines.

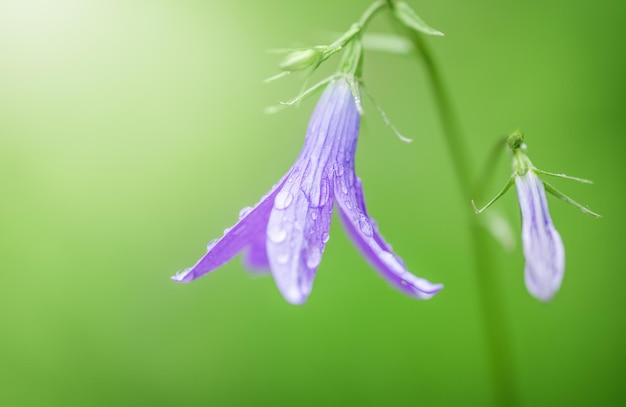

515,171,565,302
172,178,287,282
174,78,442,304
335,176,443,299
243,228,271,271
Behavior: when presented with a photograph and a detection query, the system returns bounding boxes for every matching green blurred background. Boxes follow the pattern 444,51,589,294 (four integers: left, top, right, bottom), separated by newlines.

1,0,624,406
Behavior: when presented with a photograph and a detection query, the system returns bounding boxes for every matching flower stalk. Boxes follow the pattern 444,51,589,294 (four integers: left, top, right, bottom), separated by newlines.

389,8,519,407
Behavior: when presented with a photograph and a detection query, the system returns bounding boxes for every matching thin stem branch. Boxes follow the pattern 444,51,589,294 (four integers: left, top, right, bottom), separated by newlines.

393,14,520,407
405,33,472,196
327,0,388,58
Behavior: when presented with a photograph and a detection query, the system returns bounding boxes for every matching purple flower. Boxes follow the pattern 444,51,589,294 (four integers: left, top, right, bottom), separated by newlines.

515,171,565,302
173,78,443,304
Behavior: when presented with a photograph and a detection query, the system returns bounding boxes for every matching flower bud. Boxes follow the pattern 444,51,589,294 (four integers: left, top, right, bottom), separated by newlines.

507,129,524,151
279,49,323,72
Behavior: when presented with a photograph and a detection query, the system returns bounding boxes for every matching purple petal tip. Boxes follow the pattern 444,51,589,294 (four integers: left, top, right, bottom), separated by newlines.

171,268,192,283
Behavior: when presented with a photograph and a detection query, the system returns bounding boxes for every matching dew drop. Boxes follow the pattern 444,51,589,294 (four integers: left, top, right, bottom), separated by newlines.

206,239,219,251
238,206,252,219
309,178,330,208
267,226,287,243
358,215,373,237
319,179,330,206
310,211,318,220
341,183,348,195
277,253,289,264
322,232,330,243
274,190,294,210
223,227,232,235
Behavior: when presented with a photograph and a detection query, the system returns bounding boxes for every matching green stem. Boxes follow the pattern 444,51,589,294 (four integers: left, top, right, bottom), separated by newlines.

397,17,520,407
408,34,472,193
326,1,388,59
358,0,389,28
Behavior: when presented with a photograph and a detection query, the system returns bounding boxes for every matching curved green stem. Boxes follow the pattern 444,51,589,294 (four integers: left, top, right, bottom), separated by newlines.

326,1,389,59
392,13,520,407
358,0,389,28
406,33,472,193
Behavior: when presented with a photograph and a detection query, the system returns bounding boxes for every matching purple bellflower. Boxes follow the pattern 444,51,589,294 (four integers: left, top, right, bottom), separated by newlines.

473,130,599,302
173,78,443,304
515,169,564,302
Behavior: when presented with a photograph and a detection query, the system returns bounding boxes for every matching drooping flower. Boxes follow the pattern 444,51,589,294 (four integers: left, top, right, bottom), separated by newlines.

173,77,443,304
515,169,564,302
472,130,599,302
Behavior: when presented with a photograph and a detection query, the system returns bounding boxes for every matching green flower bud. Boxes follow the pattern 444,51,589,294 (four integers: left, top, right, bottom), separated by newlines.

279,49,323,72
507,129,525,151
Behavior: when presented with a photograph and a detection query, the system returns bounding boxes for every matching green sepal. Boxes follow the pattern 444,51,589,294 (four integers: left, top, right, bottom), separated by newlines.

278,48,324,72
338,39,364,78
337,39,365,114
472,176,515,214
264,75,338,114
360,83,412,143
392,1,444,37
542,180,602,218
263,71,291,84
535,169,593,184
346,76,363,116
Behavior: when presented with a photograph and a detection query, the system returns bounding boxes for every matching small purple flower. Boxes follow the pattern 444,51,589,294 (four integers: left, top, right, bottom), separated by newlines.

515,170,564,302
474,130,599,301
173,78,443,304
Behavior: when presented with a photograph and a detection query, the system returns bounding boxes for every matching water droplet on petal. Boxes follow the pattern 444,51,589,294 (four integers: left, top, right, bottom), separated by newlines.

306,246,322,269
322,232,330,243
277,253,289,264
309,178,330,208
341,183,348,195
206,239,219,251
223,227,232,235
274,190,294,210
238,206,252,219
268,226,287,243
318,178,330,206
358,215,373,237
310,211,318,220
